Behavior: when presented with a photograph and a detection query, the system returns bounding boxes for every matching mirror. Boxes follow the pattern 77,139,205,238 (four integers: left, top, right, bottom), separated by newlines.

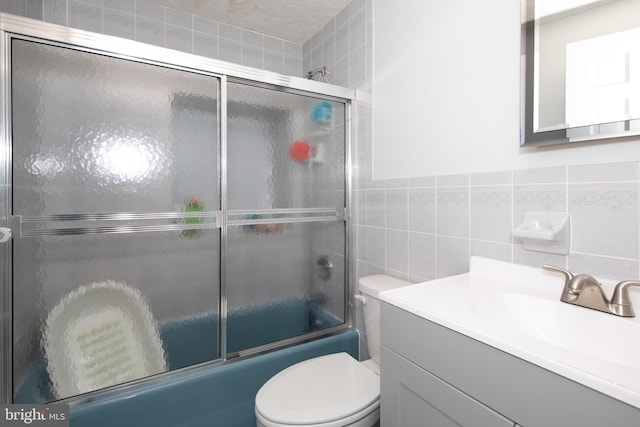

521,0,640,146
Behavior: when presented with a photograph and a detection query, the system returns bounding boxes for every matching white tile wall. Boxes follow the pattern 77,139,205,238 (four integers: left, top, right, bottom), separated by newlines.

2,0,304,77
303,0,371,89
302,0,640,285
355,163,640,283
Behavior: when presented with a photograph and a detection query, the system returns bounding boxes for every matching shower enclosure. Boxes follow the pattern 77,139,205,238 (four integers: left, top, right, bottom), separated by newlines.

0,14,353,405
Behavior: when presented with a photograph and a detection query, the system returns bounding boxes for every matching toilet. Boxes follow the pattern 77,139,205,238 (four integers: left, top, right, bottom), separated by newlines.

255,275,411,427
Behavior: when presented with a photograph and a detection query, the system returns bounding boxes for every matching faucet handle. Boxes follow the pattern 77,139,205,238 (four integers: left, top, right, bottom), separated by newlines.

610,280,640,317
543,265,574,282
544,265,581,300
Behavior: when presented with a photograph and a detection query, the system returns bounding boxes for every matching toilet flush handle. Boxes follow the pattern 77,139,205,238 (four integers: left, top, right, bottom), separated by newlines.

353,294,367,304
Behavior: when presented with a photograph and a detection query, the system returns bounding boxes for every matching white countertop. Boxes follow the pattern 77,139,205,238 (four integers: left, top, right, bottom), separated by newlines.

379,256,640,409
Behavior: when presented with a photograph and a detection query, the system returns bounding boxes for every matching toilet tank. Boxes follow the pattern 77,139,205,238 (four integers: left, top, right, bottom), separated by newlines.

358,275,411,365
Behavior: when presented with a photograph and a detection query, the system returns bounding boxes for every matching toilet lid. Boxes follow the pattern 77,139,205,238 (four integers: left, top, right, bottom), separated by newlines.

255,353,380,425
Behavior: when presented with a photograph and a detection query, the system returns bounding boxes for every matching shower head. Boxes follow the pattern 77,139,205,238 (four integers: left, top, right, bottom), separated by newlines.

305,66,330,83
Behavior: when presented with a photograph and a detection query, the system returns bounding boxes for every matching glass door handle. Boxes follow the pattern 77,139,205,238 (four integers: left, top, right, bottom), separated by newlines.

0,227,11,243
0,216,21,242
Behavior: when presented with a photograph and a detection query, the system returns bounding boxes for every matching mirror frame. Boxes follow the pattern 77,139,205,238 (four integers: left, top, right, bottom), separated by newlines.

520,0,640,146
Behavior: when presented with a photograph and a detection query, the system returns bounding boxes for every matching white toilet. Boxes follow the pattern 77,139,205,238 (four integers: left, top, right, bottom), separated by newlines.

255,275,411,427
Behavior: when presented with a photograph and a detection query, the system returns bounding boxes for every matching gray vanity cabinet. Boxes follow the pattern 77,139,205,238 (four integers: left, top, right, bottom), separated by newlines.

382,347,514,426
380,302,640,427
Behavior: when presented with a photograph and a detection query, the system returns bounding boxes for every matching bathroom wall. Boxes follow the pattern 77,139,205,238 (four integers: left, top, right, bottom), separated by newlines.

353,162,640,283
302,0,640,285
0,0,303,76
371,0,640,178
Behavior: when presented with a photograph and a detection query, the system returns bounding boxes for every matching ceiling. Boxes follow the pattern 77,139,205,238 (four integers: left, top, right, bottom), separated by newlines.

145,0,351,44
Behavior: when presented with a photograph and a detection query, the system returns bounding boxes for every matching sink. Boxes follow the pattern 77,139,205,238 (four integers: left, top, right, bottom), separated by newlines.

469,293,640,385
379,256,640,409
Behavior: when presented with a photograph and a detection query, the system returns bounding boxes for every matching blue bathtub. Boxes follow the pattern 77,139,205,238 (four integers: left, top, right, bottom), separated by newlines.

14,299,356,426
16,298,343,404
70,330,359,427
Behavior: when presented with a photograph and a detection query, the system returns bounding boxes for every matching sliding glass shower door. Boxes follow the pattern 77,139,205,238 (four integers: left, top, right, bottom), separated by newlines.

226,83,347,354
10,39,221,403
1,20,350,405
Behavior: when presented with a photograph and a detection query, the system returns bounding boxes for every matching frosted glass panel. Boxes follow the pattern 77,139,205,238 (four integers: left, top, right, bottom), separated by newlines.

11,39,219,214
227,83,345,210
13,231,220,403
226,221,345,354
10,39,220,403
8,37,348,404
225,82,347,354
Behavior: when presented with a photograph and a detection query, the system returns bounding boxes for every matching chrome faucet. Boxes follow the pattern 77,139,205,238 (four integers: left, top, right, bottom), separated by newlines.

544,265,640,317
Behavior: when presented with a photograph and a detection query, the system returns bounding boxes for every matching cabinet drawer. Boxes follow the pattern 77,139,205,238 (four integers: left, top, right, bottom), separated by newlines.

381,346,514,427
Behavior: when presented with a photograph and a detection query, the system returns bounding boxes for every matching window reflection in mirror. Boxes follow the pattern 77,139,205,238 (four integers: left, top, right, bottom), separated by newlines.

522,0,640,145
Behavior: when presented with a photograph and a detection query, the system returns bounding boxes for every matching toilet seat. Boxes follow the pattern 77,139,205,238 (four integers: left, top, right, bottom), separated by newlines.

255,353,380,426
256,400,379,427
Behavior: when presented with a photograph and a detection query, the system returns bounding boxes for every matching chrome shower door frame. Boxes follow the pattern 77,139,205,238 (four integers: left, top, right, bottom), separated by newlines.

0,13,355,405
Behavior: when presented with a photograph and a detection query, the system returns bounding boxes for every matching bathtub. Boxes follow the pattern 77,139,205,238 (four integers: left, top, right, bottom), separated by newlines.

70,330,358,427
14,298,355,426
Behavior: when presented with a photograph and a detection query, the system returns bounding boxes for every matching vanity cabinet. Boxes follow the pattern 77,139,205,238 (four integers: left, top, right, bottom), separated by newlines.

382,347,514,426
380,302,640,427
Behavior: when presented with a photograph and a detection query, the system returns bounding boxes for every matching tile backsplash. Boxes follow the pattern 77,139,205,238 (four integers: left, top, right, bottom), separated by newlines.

354,162,640,283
